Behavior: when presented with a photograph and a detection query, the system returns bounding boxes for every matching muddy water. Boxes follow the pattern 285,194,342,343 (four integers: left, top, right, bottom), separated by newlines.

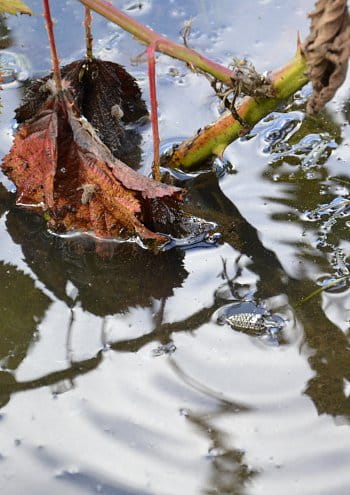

1,1,350,494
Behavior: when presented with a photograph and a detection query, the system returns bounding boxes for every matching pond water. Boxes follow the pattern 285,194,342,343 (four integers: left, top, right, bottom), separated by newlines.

1,0,350,493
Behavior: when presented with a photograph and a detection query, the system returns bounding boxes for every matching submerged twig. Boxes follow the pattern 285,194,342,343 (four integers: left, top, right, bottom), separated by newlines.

295,275,350,307
43,0,62,92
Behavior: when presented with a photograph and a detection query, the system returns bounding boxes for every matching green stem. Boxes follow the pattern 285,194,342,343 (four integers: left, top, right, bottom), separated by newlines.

78,0,234,85
78,0,310,171
166,50,309,169
295,275,350,308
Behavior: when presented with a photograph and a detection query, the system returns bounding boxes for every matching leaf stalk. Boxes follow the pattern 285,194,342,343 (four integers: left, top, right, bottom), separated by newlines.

78,0,235,85
147,43,161,181
43,0,63,92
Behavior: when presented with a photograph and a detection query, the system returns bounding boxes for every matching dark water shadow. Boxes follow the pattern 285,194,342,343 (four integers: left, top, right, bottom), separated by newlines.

168,359,257,495
253,104,350,421
1,168,350,425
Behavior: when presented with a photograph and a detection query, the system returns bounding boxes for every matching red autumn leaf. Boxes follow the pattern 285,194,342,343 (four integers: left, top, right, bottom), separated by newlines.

2,85,185,248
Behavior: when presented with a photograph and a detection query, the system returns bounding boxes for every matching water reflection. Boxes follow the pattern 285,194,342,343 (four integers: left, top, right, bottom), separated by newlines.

0,170,289,414
169,359,257,494
4,160,349,424
6,207,188,316
189,411,258,495
252,103,350,422
2,0,350,492
0,353,103,409
298,294,350,420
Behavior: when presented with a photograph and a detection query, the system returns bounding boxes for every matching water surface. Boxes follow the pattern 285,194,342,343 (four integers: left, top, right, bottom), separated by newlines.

1,1,350,494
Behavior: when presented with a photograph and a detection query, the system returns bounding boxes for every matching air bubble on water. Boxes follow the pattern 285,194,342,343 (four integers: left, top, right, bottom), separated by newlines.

206,447,225,459
162,227,221,251
124,1,152,14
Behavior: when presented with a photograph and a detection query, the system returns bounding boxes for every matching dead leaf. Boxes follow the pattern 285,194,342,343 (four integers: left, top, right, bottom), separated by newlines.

2,86,184,248
303,0,350,114
0,0,33,15
15,58,148,159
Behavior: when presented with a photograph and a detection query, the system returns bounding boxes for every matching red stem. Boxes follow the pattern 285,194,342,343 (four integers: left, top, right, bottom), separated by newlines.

148,44,160,181
79,0,234,86
43,0,62,92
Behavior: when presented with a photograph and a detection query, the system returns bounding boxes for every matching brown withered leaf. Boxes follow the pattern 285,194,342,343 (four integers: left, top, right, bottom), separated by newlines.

2,86,184,248
304,0,350,114
15,58,148,160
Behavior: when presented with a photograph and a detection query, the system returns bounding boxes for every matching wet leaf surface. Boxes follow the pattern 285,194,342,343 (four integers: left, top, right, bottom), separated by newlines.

16,58,148,160
2,87,185,247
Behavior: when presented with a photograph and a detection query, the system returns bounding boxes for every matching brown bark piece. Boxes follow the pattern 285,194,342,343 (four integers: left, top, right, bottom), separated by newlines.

304,0,350,114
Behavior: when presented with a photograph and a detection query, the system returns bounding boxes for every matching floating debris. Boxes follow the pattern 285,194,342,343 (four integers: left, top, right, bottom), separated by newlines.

225,312,280,333
152,342,176,357
162,225,221,251
216,301,284,337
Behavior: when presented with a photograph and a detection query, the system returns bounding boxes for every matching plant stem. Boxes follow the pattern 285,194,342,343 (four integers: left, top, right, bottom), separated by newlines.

84,6,93,61
43,0,62,92
295,275,350,308
165,50,309,169
148,44,161,181
78,0,235,86
78,0,310,171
